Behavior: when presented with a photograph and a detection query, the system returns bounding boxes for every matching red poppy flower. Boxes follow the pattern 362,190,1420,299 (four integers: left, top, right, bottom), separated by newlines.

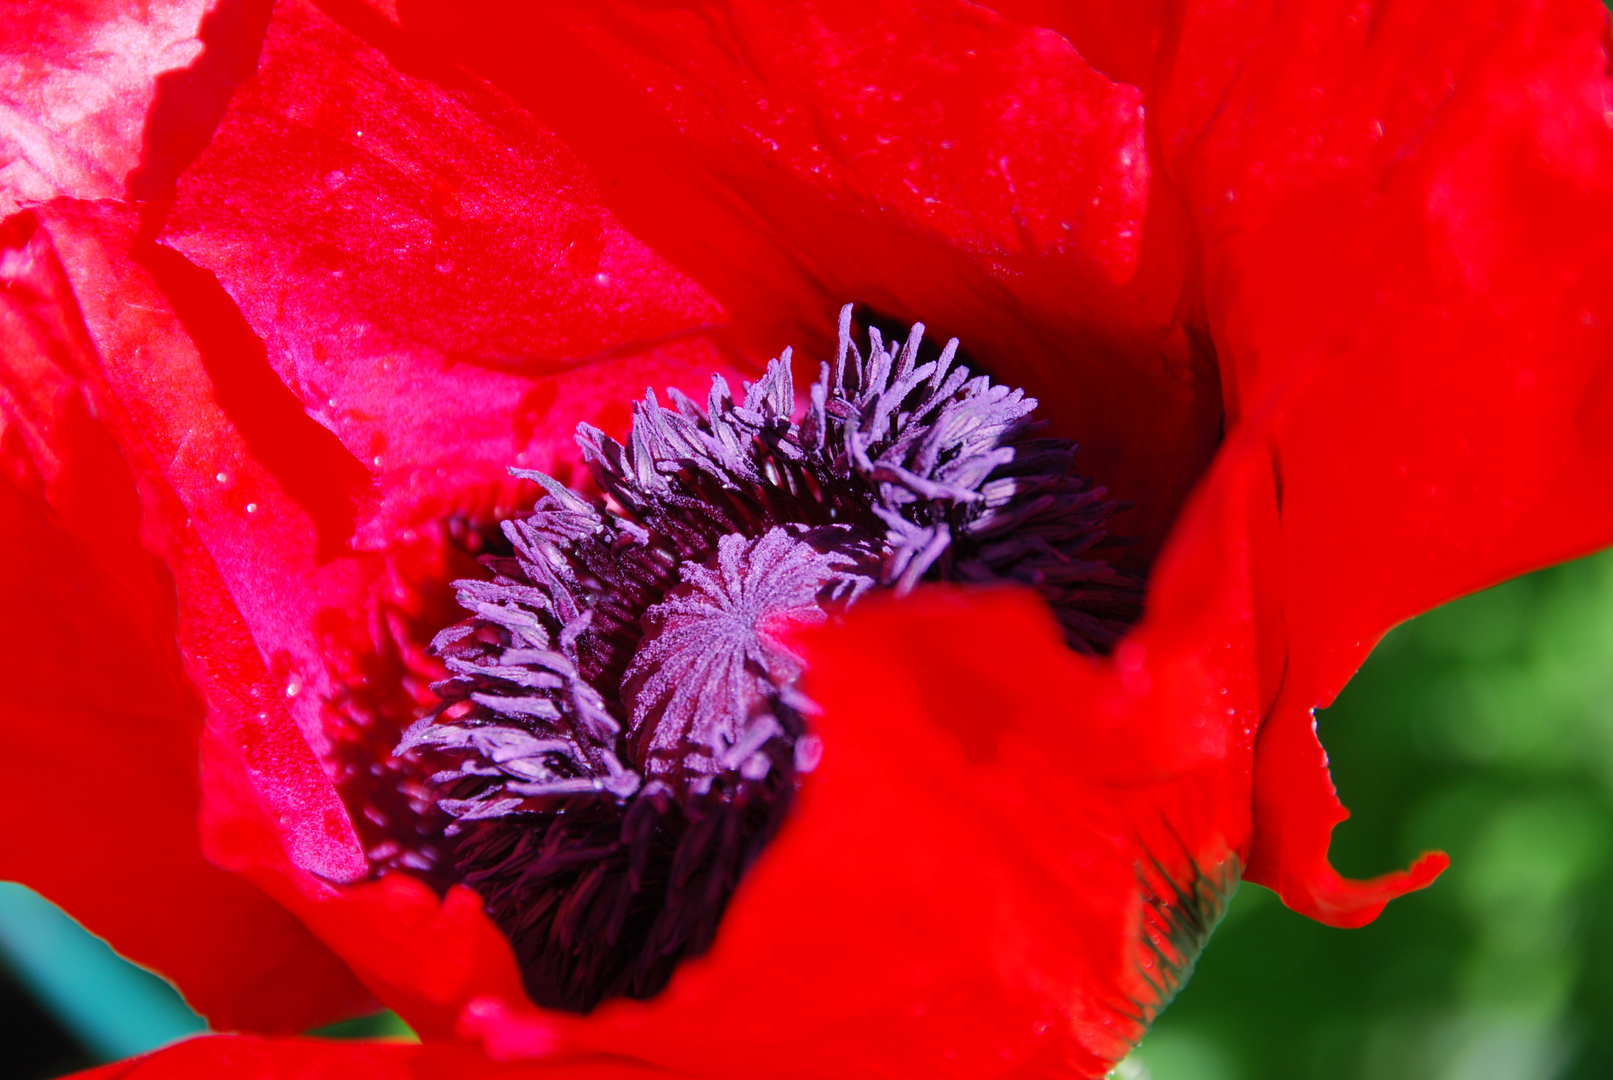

5,0,1613,1076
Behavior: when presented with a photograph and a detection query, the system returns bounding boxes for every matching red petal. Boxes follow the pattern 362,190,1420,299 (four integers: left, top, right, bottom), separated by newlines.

395,0,1219,562
70,1034,681,1080
246,875,540,1047
0,0,212,213
510,581,1253,1078
20,194,571,1031
11,193,726,1055
34,197,376,881
0,209,374,1032
3,1,760,1038
1160,0,1613,920
1247,695,1449,927
159,0,736,544
978,1,1169,89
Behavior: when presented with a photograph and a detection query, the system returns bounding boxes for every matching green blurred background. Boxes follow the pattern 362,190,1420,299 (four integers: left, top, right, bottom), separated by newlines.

1126,548,1613,1080
6,549,1613,1078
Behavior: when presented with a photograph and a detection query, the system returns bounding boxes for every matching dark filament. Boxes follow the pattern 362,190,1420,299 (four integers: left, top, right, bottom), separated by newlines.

397,306,1142,1011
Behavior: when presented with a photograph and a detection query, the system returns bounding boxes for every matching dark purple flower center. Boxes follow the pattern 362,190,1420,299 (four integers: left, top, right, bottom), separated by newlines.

398,306,1141,1011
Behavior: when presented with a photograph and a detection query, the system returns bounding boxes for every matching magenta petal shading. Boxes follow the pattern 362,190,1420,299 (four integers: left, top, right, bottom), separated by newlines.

160,0,738,544
0,207,376,1032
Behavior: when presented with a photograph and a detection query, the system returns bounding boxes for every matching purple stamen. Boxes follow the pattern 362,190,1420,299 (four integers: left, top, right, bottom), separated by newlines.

396,306,1143,1010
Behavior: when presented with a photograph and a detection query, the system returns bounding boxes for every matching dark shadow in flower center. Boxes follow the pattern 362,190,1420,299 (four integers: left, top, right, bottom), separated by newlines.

396,306,1143,1011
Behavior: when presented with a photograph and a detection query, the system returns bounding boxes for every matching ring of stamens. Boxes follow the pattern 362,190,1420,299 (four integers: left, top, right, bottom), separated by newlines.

397,305,1142,1011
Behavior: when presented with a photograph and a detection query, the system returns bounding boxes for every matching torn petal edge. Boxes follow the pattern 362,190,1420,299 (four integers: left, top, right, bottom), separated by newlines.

1244,694,1448,928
